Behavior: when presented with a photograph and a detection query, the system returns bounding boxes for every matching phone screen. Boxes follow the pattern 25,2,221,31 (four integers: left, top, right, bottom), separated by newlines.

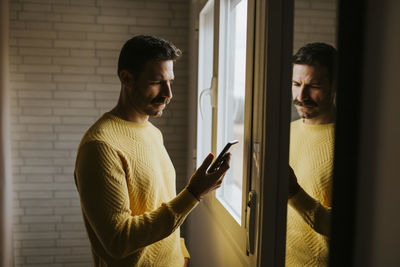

207,140,239,173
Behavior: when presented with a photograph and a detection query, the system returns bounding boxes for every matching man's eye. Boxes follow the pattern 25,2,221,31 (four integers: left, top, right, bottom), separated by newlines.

150,81,161,85
293,82,300,86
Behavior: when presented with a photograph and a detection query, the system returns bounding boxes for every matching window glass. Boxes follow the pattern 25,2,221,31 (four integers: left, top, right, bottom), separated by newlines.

216,0,248,223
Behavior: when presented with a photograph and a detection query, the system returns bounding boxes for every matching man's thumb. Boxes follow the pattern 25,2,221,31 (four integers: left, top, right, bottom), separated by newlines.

198,153,214,172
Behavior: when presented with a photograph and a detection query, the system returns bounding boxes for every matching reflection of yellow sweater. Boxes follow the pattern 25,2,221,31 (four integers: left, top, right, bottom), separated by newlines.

286,119,334,267
74,113,198,267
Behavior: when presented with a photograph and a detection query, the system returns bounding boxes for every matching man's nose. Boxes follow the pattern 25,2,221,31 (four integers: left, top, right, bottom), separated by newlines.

297,85,309,102
161,81,173,99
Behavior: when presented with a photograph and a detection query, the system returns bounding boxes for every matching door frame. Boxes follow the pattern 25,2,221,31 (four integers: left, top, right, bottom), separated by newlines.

253,0,294,266
187,0,294,266
329,0,366,265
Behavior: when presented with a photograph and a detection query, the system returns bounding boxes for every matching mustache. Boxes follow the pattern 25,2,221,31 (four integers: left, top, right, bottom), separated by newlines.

293,99,317,107
151,97,170,105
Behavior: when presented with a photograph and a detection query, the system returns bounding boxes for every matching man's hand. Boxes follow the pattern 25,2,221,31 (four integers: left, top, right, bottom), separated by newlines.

288,166,301,198
186,153,231,201
183,257,189,267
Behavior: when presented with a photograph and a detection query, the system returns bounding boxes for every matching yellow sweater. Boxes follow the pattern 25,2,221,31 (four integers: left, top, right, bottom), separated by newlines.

286,119,334,266
74,113,198,267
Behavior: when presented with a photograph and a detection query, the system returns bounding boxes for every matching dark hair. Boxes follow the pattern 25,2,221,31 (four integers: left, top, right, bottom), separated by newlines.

293,42,338,83
117,35,182,76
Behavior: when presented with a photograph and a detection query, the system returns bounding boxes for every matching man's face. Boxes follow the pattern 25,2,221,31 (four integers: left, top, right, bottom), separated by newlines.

292,64,335,123
126,59,174,119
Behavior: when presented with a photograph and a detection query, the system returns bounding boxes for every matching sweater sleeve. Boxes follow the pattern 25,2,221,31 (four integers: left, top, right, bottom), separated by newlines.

288,187,331,236
180,238,190,258
74,141,199,260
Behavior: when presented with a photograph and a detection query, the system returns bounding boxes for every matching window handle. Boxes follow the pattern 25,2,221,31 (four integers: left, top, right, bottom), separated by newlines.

246,190,257,255
199,87,211,120
199,76,217,120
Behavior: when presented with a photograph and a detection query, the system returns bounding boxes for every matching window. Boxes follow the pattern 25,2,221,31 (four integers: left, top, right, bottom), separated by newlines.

197,0,249,224
216,0,248,223
195,0,255,264
192,0,294,265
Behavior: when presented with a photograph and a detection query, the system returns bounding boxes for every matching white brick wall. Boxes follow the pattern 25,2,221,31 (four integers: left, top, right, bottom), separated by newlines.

294,0,337,52
9,0,190,266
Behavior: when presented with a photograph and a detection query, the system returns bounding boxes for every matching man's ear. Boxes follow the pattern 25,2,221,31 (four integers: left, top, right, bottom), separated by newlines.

119,70,134,87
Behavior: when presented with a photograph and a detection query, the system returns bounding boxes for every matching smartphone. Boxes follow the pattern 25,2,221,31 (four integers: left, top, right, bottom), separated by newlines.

207,140,239,173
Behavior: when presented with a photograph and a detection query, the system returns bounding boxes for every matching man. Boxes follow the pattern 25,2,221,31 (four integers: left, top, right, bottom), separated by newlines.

74,35,230,267
286,42,337,266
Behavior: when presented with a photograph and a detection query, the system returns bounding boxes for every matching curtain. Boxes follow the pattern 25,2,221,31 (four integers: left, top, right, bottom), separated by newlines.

0,0,13,266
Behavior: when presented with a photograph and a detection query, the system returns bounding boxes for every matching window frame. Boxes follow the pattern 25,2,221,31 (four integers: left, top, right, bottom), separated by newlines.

195,0,256,264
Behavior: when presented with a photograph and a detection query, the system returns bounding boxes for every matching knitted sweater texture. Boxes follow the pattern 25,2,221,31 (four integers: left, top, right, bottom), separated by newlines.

74,113,198,267
285,119,334,266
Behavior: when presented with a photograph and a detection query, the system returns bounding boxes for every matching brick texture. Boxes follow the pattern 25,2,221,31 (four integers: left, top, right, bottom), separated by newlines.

9,0,190,266
294,0,337,52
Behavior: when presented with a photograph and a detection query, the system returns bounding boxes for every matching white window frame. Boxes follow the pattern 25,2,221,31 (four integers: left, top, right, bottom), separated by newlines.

195,0,256,264
191,0,294,265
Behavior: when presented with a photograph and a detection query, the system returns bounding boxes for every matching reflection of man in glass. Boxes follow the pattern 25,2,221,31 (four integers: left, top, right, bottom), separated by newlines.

286,43,337,266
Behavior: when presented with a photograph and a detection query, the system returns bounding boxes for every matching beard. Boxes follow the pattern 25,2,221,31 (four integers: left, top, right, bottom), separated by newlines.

296,107,318,119
127,93,171,118
293,98,336,120
146,96,171,117
293,99,319,119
